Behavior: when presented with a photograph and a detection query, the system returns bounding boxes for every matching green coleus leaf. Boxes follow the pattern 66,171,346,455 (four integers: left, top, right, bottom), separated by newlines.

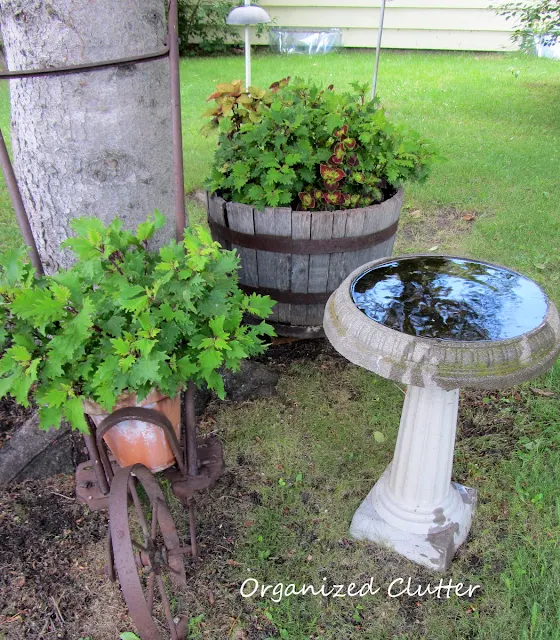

284,153,301,166
118,283,145,300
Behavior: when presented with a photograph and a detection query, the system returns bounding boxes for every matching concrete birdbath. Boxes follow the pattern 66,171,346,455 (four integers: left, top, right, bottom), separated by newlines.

324,255,560,571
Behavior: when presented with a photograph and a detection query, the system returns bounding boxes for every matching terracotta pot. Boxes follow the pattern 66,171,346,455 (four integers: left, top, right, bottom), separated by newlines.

83,390,181,473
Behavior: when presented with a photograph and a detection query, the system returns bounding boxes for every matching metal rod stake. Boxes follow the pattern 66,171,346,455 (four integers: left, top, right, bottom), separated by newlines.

0,129,43,273
371,0,387,102
244,25,251,88
168,0,187,240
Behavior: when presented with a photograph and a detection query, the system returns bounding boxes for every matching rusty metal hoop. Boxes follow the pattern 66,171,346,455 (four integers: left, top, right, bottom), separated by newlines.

95,406,187,481
109,464,189,640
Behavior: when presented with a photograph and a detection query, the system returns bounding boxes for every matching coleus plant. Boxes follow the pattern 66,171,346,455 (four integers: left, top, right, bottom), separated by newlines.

201,77,290,136
205,78,438,211
0,213,275,432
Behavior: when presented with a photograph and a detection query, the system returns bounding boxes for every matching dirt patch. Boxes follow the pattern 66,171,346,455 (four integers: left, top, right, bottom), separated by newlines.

0,474,130,639
255,337,348,374
395,206,479,255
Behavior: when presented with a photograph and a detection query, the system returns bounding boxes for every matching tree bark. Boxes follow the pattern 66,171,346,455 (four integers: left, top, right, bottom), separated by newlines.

0,0,177,272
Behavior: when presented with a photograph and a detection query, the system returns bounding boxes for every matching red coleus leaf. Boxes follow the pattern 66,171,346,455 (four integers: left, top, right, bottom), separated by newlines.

320,164,345,183
329,154,344,165
347,154,359,167
333,143,345,158
298,192,316,209
269,76,291,93
343,137,357,150
323,182,339,192
313,189,323,200
333,124,348,138
322,191,344,206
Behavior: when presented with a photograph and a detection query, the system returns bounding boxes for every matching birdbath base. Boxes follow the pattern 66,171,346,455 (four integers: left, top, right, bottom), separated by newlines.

350,385,477,571
324,255,560,572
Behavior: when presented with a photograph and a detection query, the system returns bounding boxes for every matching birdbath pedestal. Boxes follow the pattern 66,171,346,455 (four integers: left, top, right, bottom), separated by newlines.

324,256,560,572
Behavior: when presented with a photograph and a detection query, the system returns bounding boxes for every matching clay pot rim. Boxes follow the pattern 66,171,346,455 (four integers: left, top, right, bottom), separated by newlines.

83,388,178,416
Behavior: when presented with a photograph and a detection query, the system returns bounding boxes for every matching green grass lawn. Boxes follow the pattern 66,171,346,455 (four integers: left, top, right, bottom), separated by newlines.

1,50,560,639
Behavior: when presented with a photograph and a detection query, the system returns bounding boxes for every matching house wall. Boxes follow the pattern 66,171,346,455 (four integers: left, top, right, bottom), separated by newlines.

255,0,516,52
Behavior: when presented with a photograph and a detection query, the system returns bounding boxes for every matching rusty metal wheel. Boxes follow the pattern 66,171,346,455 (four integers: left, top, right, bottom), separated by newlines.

109,464,189,640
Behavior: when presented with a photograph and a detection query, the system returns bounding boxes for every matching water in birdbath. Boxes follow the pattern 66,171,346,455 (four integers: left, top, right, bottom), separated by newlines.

351,256,548,341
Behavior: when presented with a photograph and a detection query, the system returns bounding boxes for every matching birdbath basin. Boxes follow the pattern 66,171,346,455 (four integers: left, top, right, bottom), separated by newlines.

324,255,560,571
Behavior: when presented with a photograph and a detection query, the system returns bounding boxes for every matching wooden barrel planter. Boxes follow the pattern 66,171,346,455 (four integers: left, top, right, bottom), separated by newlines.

207,189,404,338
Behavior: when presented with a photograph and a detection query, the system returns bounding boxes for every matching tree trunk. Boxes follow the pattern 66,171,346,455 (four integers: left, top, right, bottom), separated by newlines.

0,0,177,272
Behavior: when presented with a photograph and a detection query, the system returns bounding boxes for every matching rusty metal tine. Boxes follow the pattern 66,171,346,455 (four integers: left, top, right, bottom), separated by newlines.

146,572,155,614
95,429,115,485
189,501,198,562
182,390,188,473
151,498,159,541
82,416,110,494
128,477,151,543
105,528,116,581
131,539,149,554
156,574,179,640
0,129,43,273
185,382,198,477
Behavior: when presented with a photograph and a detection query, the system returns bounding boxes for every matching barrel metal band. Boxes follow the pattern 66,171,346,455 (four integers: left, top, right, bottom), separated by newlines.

209,218,398,255
240,285,332,305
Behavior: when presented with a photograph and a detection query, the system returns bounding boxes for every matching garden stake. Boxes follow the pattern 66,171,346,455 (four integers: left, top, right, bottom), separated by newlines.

0,129,43,273
168,0,187,239
371,0,387,101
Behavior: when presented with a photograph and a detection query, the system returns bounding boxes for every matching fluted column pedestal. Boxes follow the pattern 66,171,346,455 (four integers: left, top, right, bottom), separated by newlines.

350,386,476,572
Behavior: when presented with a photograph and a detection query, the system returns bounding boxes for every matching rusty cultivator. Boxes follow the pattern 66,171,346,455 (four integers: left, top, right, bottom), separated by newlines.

75,385,224,639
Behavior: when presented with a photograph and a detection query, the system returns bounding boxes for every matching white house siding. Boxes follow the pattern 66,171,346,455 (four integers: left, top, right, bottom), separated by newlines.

255,0,516,52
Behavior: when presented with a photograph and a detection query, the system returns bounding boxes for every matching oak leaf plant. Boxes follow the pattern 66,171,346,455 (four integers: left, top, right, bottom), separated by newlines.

0,213,274,432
